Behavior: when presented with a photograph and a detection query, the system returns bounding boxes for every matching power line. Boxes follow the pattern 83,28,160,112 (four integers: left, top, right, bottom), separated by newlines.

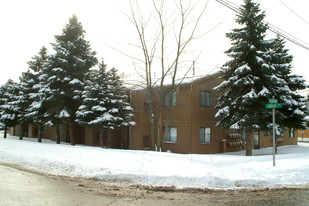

278,0,309,26
216,0,309,51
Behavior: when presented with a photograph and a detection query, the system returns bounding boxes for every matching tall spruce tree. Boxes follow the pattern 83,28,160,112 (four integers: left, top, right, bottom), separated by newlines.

25,47,49,142
267,36,307,130
76,60,110,147
107,67,135,128
215,0,308,156
104,67,135,147
76,60,134,148
41,15,98,145
0,80,20,138
27,47,48,72
16,71,38,140
0,87,5,131
215,0,271,156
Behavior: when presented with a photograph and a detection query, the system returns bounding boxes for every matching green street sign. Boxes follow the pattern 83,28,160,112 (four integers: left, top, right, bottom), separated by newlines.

268,99,278,104
265,103,282,109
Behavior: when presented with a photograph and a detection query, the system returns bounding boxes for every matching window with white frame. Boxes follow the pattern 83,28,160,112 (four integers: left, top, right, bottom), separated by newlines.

163,91,177,107
200,127,211,143
200,91,212,107
164,127,177,143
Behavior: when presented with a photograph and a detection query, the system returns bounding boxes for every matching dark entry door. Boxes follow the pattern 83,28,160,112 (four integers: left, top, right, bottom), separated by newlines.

254,131,260,149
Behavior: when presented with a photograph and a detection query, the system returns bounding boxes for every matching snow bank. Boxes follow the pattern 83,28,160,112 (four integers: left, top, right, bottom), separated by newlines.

0,134,309,189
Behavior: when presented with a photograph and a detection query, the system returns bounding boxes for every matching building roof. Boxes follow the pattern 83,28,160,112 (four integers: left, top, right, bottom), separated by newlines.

123,70,222,91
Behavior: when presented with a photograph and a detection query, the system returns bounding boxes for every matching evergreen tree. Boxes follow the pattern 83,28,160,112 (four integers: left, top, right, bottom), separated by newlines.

0,87,5,131
104,67,135,147
25,47,49,142
268,36,307,131
27,46,48,72
107,67,135,128
215,0,271,156
41,15,98,145
16,71,38,140
39,65,70,144
215,0,308,156
76,60,110,147
0,80,20,138
76,60,134,148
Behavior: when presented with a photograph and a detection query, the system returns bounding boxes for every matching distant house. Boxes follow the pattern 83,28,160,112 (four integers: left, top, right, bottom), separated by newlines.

10,72,297,153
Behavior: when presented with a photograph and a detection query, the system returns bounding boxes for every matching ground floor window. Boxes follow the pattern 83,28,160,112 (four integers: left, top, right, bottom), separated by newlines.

199,127,211,143
264,129,273,136
289,128,294,138
164,127,177,143
40,126,46,133
143,136,150,149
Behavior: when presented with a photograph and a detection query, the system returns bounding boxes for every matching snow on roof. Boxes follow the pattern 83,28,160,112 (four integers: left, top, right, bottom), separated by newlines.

123,69,221,91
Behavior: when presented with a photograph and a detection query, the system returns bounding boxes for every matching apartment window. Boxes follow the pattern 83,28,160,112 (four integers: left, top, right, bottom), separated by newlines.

200,91,212,107
200,127,211,143
144,102,149,115
264,130,273,136
164,127,177,143
163,91,177,107
143,136,150,149
103,129,109,138
289,128,294,138
40,126,46,133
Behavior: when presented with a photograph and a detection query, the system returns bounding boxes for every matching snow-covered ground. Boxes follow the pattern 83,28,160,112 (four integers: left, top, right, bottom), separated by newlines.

0,132,308,190
298,137,309,142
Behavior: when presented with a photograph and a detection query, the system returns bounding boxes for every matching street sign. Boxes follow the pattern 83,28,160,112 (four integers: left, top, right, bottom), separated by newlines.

266,97,282,167
265,103,282,109
268,99,278,104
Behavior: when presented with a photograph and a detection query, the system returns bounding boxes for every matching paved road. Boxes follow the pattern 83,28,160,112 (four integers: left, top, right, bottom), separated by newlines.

0,163,308,206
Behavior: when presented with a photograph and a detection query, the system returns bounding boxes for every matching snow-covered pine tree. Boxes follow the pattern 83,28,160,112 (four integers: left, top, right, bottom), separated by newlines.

39,65,70,144
267,36,308,131
27,47,48,72
16,70,39,140
104,67,135,147
0,87,5,131
42,15,98,145
107,67,135,126
0,80,20,138
76,60,134,148
25,47,49,142
76,60,109,147
215,0,308,156
214,0,275,156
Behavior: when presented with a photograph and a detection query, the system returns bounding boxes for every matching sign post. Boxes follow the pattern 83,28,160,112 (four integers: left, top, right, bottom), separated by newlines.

265,97,282,167
272,106,275,166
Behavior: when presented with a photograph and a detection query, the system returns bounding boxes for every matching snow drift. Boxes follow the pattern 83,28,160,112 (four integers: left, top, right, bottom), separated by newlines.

0,134,308,189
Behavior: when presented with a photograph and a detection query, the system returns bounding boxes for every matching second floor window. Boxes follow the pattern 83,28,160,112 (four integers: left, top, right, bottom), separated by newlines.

144,102,149,115
164,91,177,107
200,91,212,107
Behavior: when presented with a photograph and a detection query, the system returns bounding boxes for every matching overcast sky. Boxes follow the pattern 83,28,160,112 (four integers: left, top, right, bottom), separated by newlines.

0,0,308,88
